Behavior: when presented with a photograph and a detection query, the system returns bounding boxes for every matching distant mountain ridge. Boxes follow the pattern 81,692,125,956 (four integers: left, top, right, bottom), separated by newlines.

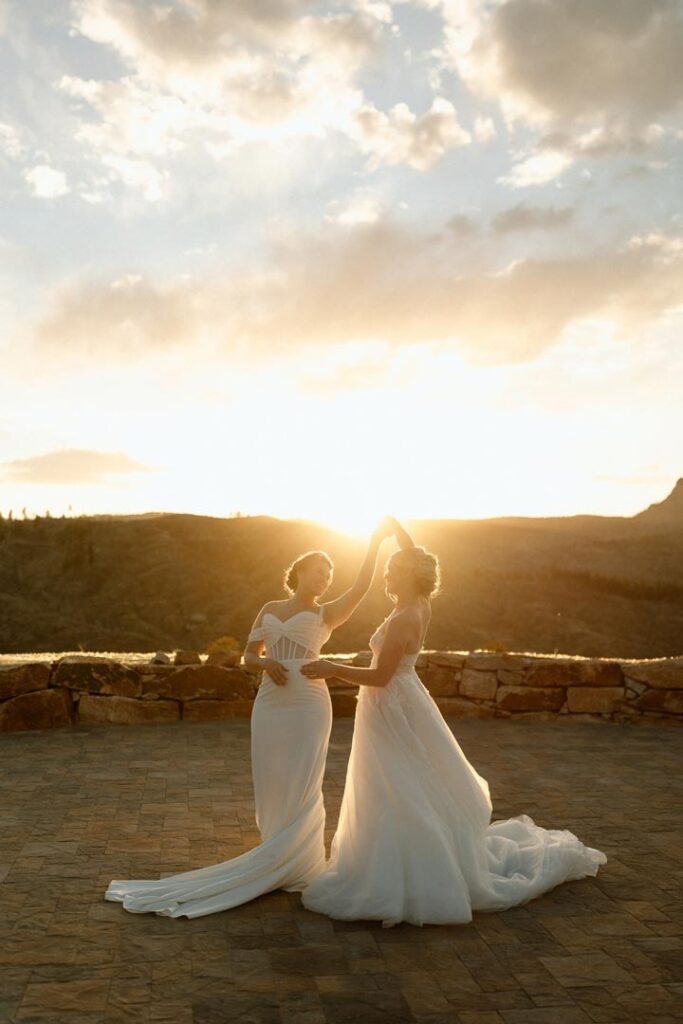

0,479,681,659
634,477,683,527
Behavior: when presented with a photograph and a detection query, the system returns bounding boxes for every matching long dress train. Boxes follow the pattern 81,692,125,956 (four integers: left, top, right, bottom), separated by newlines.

105,606,333,917
301,610,607,928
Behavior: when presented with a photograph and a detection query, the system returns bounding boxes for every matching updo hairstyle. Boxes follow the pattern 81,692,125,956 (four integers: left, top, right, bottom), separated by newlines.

283,550,334,596
387,545,441,598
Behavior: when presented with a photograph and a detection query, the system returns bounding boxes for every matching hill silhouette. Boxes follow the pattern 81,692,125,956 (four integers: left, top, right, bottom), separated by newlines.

634,477,683,527
0,479,681,659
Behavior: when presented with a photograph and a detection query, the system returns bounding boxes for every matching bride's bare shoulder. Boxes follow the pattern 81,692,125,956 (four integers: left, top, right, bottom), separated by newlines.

254,599,287,622
393,599,431,638
392,603,426,632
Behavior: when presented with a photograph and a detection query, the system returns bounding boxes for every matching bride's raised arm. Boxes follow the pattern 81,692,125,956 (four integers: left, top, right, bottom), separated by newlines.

321,516,394,630
388,515,416,550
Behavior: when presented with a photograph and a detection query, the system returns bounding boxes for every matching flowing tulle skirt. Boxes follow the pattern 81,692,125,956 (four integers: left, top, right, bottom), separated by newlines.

301,665,607,928
105,660,333,918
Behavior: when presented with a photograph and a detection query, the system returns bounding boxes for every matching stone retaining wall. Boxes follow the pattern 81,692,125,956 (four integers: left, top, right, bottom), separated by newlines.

1,651,682,732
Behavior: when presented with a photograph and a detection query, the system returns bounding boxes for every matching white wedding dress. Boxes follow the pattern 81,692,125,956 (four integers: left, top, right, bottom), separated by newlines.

105,606,333,917
301,610,608,928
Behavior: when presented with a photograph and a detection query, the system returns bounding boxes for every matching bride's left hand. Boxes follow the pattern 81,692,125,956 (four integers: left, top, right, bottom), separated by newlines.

371,515,395,544
300,659,336,679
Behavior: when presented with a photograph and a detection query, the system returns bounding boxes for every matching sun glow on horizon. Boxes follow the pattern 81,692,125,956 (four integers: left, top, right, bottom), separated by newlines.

1,324,678,525
311,507,403,540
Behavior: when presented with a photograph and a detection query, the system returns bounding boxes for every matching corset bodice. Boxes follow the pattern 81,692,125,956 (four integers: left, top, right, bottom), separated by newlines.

247,607,332,662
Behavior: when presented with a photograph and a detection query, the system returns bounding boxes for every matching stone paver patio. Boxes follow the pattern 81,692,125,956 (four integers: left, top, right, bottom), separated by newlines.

1,718,681,1024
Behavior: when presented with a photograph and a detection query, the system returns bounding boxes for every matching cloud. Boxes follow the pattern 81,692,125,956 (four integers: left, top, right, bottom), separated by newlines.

57,74,194,157
0,122,25,160
433,0,683,182
473,114,496,142
32,272,212,356
27,217,683,368
497,148,574,187
491,203,574,234
1,448,154,484
547,122,668,159
350,96,471,171
325,192,384,225
60,0,469,196
65,2,378,142
446,213,480,237
614,160,670,182
23,164,70,198
96,153,169,201
73,0,313,72
444,0,683,128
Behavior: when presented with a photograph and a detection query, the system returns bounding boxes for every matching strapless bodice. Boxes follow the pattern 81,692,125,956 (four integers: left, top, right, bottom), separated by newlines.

247,607,332,662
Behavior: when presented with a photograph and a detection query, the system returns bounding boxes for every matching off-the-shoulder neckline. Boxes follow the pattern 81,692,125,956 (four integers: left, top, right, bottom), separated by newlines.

262,608,324,626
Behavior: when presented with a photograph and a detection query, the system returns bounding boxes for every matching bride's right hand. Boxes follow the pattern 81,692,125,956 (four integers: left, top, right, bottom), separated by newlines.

263,658,288,686
371,516,396,543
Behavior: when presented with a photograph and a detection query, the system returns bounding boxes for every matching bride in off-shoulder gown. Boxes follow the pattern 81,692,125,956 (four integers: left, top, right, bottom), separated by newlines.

104,521,395,918
299,520,608,928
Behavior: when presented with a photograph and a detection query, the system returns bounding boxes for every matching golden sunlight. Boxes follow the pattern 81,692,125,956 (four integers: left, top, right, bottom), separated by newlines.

314,504,395,539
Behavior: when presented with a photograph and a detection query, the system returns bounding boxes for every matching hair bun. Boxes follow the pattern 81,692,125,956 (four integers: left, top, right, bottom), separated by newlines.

390,545,441,598
283,550,334,596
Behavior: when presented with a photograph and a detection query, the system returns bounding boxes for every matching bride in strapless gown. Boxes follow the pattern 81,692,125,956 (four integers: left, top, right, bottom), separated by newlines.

104,519,396,918
300,518,608,928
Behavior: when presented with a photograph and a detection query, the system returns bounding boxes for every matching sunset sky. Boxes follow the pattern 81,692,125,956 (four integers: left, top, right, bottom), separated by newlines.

1,0,681,534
